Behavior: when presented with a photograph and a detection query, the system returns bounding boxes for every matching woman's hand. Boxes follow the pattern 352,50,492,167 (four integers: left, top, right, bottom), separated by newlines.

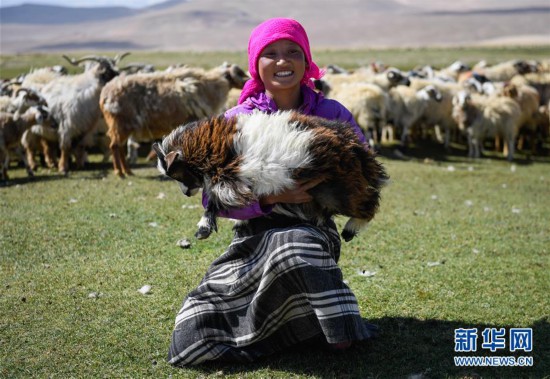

260,177,325,206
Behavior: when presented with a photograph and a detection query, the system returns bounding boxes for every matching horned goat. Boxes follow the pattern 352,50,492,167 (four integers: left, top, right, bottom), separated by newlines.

35,55,119,174
100,63,249,177
153,110,388,241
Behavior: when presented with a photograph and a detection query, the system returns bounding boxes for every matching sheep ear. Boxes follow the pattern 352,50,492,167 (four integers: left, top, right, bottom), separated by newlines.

165,151,181,172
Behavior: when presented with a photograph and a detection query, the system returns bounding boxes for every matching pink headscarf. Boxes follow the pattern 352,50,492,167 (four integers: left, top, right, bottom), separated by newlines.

238,17,323,104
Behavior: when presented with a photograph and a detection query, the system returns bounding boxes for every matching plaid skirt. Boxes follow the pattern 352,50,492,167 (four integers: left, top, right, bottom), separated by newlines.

168,214,373,366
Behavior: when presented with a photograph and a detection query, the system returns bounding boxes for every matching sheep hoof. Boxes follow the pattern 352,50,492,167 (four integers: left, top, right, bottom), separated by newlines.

195,227,212,240
341,230,356,242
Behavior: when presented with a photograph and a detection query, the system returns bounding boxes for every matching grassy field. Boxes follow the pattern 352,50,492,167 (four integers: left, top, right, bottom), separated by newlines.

1,46,549,378
1,45,550,79
1,142,549,378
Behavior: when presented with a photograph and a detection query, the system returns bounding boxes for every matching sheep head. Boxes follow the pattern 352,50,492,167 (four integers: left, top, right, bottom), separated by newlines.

419,85,442,102
386,68,410,87
503,84,519,99
220,63,249,89
514,60,539,75
152,142,202,197
62,55,120,84
452,91,476,130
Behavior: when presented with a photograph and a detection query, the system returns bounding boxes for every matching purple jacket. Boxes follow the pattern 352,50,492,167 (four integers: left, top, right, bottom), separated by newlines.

202,85,367,220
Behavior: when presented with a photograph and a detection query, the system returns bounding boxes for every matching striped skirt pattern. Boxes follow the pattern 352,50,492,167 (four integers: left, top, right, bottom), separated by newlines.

168,218,373,366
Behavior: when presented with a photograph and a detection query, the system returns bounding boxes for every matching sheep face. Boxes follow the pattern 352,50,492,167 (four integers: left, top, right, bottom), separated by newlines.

97,61,120,85
452,91,476,131
419,85,442,102
218,63,249,89
514,60,538,75
152,142,201,197
386,69,410,87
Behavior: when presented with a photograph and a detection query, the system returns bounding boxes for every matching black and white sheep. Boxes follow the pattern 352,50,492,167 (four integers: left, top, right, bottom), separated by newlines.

153,110,388,242
100,63,249,177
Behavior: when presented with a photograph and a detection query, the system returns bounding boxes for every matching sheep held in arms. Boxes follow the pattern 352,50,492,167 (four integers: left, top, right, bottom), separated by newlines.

38,55,119,174
153,110,388,242
100,63,249,177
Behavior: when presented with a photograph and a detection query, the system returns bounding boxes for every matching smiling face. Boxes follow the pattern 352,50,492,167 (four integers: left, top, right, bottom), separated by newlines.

258,39,306,96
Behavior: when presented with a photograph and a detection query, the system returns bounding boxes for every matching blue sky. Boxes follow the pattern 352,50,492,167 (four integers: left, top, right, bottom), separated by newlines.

0,0,168,8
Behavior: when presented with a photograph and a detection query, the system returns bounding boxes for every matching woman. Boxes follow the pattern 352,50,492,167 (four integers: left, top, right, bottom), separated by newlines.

168,17,377,367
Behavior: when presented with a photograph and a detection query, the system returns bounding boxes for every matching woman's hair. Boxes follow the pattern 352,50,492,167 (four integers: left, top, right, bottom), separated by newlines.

238,17,323,104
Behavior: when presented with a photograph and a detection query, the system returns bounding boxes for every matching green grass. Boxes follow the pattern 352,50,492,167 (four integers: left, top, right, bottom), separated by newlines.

1,144,549,378
1,45,550,78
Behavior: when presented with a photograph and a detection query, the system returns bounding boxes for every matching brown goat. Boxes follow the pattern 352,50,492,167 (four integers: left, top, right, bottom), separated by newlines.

100,63,249,177
153,111,388,242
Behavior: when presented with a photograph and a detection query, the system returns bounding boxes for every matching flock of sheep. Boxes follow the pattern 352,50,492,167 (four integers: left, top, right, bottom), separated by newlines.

315,59,549,161
1,53,549,182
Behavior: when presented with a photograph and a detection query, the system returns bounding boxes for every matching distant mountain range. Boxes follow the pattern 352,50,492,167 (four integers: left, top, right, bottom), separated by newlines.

1,0,549,53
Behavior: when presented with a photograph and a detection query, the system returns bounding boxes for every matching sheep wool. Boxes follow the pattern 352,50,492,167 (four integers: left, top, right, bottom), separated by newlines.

154,110,388,242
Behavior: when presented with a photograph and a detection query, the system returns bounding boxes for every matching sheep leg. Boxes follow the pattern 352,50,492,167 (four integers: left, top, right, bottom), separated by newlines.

110,142,132,177
195,204,218,240
506,138,515,162
58,147,71,175
126,137,140,164
0,148,9,181
41,139,57,169
119,148,133,176
110,143,123,177
25,146,38,171
341,218,369,242
494,135,501,153
15,146,34,178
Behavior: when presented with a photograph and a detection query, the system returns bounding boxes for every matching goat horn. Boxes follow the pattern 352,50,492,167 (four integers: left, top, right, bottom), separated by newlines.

62,54,108,66
114,52,131,63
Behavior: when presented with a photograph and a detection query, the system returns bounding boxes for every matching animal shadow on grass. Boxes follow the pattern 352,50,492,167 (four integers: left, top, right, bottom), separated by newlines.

377,139,547,166
194,317,549,378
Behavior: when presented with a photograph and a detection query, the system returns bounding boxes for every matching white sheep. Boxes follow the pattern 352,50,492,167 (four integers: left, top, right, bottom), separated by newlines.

0,105,51,180
510,72,550,106
475,60,539,82
502,83,541,155
321,67,410,93
386,85,443,146
21,123,58,171
407,78,466,149
452,91,521,161
100,63,249,177
315,68,410,145
325,82,387,146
